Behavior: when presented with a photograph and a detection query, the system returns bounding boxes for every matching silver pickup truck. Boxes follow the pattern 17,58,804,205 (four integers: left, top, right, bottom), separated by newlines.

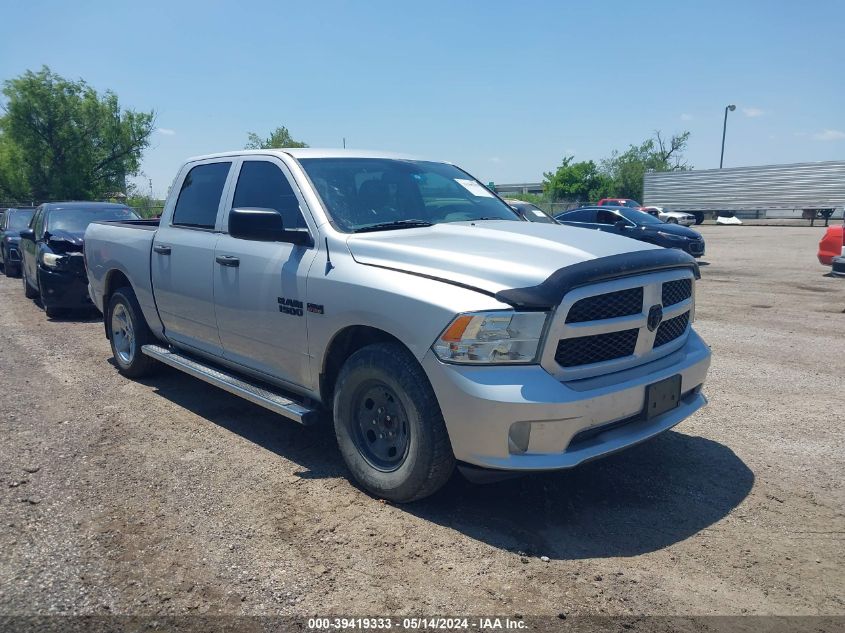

84,149,711,502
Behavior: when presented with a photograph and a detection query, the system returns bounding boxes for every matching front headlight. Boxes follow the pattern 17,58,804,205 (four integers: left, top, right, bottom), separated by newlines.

40,252,65,268
657,232,686,241
432,311,549,364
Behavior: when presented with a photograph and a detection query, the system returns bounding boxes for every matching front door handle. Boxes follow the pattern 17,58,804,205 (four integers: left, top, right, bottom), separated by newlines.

153,244,171,255
215,255,240,267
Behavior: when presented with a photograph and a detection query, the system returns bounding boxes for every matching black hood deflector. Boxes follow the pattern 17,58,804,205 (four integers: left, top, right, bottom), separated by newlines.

495,249,700,309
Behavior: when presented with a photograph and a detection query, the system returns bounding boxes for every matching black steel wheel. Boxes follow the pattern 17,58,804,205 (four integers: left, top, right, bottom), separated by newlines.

333,342,455,502
349,381,411,471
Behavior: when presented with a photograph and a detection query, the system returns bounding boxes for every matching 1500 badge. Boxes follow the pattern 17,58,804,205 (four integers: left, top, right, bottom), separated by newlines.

278,297,303,316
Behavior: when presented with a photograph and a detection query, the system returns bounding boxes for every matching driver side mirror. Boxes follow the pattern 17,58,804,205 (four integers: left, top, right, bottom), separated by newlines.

228,208,312,246
19,228,35,241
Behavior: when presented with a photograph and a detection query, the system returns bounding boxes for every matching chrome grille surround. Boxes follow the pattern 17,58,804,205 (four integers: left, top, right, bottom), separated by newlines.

539,268,695,381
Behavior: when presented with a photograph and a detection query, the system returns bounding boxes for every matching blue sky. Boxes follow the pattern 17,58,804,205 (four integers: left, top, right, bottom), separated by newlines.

1,0,843,197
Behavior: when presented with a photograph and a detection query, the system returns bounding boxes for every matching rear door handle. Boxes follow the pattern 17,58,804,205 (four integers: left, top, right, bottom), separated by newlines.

215,255,240,267
153,244,171,255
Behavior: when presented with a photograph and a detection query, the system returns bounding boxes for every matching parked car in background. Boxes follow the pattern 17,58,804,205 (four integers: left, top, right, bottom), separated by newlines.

598,198,643,209
85,149,710,502
642,205,696,226
555,205,706,258
0,207,36,277
817,222,844,266
504,199,558,224
20,202,138,317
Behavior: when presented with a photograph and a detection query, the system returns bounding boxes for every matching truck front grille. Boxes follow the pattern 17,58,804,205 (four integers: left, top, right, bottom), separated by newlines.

565,287,643,323
654,312,690,347
662,278,692,306
554,329,638,367
542,269,696,379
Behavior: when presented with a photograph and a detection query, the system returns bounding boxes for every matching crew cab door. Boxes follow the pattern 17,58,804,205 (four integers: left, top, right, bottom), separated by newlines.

213,157,318,389
151,160,234,356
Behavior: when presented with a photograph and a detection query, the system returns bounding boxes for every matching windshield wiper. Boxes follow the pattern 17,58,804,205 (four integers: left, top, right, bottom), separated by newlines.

352,219,434,233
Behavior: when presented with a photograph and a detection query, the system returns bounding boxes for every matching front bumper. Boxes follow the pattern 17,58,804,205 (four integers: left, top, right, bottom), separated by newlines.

2,241,21,265
422,329,711,471
37,266,92,309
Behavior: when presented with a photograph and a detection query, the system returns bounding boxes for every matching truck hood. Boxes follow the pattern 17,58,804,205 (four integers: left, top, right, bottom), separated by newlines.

345,220,660,297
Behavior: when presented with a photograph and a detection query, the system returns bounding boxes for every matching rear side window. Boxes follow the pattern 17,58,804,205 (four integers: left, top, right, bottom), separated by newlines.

559,209,595,223
172,162,231,229
232,160,306,229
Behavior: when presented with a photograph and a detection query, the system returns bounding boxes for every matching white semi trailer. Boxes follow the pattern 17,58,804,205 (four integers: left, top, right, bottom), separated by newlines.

643,160,845,225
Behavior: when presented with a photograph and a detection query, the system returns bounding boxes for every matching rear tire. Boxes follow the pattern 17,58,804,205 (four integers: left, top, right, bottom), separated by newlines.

333,342,455,502
107,287,157,378
23,269,38,299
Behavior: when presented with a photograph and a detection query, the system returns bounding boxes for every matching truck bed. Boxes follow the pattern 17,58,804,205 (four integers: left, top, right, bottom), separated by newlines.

84,219,163,337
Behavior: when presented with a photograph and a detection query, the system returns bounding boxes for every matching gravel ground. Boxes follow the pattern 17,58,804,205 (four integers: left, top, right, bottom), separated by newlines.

0,226,843,621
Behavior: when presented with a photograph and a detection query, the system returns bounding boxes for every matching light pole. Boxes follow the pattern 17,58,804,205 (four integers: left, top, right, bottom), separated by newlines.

720,104,736,168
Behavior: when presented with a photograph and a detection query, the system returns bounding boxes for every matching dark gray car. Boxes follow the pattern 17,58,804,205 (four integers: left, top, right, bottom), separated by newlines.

0,207,36,277
556,206,706,258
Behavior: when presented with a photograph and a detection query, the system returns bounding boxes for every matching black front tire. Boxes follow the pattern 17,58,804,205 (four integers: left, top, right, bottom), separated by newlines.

23,269,38,299
333,342,455,502
107,287,158,378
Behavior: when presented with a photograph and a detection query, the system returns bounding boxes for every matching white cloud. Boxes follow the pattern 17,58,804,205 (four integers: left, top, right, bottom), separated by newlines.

742,107,765,118
680,113,693,121
812,129,845,141
156,127,176,136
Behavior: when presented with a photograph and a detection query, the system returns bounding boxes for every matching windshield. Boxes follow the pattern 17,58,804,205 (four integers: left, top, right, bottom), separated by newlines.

617,208,664,225
8,209,35,230
298,158,519,232
47,207,139,233
512,202,557,224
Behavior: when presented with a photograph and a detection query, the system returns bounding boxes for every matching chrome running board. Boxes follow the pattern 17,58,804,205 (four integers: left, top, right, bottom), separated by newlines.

141,344,318,425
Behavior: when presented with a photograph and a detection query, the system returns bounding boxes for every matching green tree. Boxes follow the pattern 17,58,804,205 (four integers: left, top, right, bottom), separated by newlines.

245,126,308,149
0,132,29,200
543,156,611,202
600,131,691,201
0,66,155,200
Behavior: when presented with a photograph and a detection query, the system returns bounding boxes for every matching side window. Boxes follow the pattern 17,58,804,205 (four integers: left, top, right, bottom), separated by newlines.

597,210,619,225
560,209,595,223
172,162,232,229
231,160,307,229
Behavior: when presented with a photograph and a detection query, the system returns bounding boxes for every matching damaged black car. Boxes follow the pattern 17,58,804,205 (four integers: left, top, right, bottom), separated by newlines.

19,202,139,317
